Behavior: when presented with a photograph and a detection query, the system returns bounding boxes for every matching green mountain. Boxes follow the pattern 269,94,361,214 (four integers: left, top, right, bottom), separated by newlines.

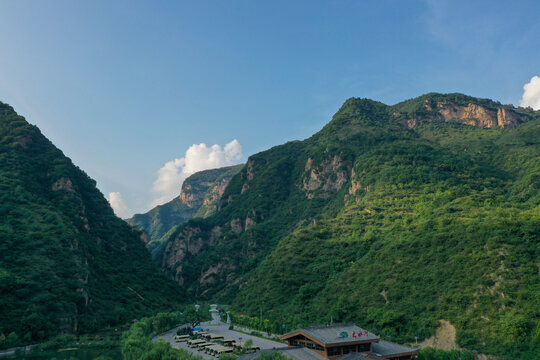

157,93,539,357
0,102,185,348
128,165,242,254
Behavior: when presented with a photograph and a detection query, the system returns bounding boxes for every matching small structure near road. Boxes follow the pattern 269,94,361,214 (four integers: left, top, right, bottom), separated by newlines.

205,344,235,356
210,304,221,325
187,339,207,347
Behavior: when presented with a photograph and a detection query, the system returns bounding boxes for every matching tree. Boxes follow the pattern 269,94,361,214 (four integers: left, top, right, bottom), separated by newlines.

181,306,201,329
6,332,18,347
242,339,253,352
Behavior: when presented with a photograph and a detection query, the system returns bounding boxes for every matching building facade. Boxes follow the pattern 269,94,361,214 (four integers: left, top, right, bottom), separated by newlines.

280,324,418,360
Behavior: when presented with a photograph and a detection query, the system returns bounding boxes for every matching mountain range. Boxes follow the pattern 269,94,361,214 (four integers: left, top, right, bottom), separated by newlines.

155,93,539,357
1,93,538,358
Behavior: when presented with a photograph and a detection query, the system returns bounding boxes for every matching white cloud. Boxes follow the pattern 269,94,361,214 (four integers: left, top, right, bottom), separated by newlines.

108,192,131,219
151,139,243,207
520,75,540,110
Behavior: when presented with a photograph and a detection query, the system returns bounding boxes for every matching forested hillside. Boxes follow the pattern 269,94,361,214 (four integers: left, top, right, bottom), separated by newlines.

0,102,185,349
128,164,242,255
157,94,539,358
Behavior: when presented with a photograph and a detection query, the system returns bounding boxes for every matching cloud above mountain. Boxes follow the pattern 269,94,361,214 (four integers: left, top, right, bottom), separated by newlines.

520,75,540,110
108,192,131,219
152,139,243,207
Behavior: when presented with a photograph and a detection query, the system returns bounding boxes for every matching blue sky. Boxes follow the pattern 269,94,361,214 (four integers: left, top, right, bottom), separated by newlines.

0,0,539,217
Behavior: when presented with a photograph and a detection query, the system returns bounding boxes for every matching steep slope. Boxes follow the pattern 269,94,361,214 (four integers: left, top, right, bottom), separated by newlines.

128,165,242,254
0,102,185,348
157,93,539,358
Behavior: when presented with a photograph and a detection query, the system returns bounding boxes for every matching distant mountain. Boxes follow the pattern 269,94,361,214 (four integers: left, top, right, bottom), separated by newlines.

156,93,539,358
128,165,242,255
0,102,185,348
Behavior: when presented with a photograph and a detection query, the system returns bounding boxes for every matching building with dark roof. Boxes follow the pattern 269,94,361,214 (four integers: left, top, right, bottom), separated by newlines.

279,324,418,360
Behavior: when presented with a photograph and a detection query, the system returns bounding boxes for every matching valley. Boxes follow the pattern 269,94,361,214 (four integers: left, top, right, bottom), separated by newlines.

1,93,538,360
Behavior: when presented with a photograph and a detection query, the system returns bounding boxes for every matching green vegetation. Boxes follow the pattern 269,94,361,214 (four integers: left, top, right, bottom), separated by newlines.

10,333,122,359
0,102,186,349
417,348,474,360
10,346,121,360
128,165,242,255
177,304,211,329
121,312,202,360
157,94,539,359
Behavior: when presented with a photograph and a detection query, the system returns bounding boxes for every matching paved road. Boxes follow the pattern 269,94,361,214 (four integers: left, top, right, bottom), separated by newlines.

154,321,284,358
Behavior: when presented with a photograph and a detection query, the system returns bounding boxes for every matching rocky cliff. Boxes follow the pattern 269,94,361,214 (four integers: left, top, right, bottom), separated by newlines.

128,164,242,254
394,93,531,130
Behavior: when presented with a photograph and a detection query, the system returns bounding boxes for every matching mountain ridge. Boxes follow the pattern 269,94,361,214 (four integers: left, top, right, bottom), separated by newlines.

128,164,243,255
156,93,539,358
0,101,185,348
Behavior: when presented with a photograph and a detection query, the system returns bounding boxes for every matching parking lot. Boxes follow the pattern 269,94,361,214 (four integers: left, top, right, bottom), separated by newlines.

155,321,285,358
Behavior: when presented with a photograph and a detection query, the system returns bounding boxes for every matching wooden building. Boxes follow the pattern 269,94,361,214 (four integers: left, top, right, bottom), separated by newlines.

280,324,418,360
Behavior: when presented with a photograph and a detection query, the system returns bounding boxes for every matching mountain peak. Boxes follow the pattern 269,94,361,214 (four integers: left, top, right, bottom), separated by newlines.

391,93,533,129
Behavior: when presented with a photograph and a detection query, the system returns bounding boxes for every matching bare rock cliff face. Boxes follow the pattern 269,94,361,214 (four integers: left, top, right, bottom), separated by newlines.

400,101,529,129
179,180,214,208
161,225,222,285
302,155,351,199
199,178,232,217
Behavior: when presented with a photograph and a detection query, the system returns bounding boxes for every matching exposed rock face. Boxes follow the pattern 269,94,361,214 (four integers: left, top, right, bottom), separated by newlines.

303,156,351,199
179,180,214,208
52,177,75,193
496,108,526,128
200,263,233,288
161,225,222,284
200,177,233,216
128,165,242,251
400,101,529,129
419,320,461,351
245,217,257,231
230,218,243,235
161,207,261,290
246,159,256,181
348,169,362,195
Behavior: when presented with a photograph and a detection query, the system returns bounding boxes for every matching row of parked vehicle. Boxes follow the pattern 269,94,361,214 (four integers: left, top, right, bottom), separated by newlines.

174,331,260,357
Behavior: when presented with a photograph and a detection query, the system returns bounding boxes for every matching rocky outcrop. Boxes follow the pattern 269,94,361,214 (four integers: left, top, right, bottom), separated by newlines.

161,225,222,284
198,177,234,217
246,159,256,181
230,218,243,235
129,165,242,249
303,156,351,199
496,108,527,128
400,101,529,129
419,320,461,351
52,177,75,193
179,180,213,208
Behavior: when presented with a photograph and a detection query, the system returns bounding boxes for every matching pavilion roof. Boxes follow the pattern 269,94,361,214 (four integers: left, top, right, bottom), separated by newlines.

281,324,379,345
371,340,419,357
